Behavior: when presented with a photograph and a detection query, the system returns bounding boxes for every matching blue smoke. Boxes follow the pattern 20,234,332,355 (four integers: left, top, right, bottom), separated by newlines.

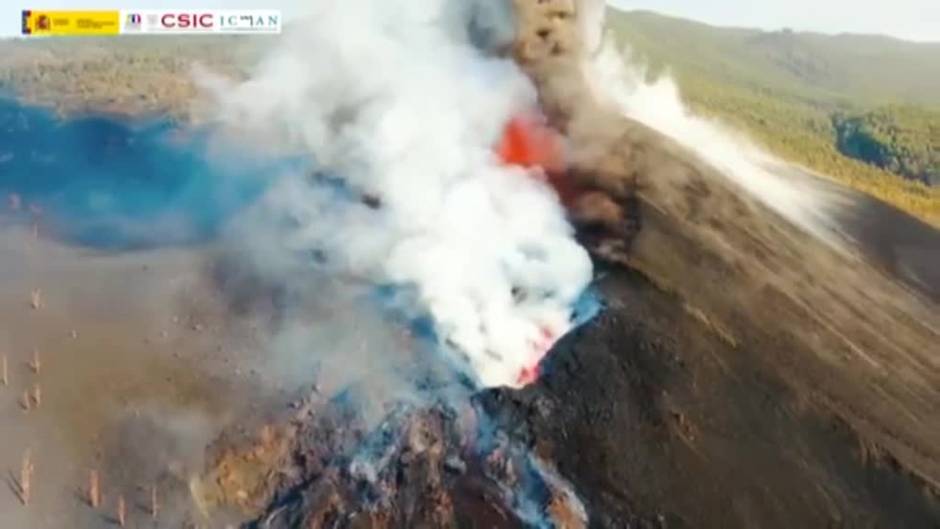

0,98,301,250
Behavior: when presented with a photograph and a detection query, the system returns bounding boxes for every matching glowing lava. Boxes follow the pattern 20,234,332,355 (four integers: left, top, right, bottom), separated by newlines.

496,113,582,209
516,325,558,385
495,115,575,387
497,114,566,173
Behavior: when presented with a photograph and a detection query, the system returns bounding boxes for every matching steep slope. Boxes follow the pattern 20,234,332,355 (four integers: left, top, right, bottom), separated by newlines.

491,119,940,526
500,3,940,527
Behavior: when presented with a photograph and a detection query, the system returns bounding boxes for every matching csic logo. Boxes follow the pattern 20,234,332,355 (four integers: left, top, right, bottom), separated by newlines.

114,10,280,35
159,12,214,31
125,13,142,30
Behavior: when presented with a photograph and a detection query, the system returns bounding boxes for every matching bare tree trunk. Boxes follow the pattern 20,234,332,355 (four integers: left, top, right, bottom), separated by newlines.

29,348,41,375
151,484,159,520
19,449,33,506
30,289,42,310
88,470,101,508
117,495,126,527
20,390,31,412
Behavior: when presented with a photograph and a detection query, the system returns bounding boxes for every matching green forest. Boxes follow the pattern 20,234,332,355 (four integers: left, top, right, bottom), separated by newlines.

833,107,940,186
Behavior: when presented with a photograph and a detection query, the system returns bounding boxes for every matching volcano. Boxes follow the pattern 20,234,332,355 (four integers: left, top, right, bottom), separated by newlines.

193,2,940,528
1,1,939,528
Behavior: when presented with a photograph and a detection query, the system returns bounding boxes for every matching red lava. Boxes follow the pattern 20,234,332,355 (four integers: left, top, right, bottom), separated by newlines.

516,365,540,386
496,114,566,173
516,325,559,386
497,113,584,208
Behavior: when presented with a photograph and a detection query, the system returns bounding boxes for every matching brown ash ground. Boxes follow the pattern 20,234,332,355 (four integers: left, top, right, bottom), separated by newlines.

480,265,940,529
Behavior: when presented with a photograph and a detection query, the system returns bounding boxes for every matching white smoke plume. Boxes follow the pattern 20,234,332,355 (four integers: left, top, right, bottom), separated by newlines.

580,11,839,243
206,0,593,389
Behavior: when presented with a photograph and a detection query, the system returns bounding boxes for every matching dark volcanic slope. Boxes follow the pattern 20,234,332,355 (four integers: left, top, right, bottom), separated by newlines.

483,115,940,528
485,267,940,528
504,4,940,524
241,3,940,527
772,163,940,302
241,112,940,528
831,186,940,302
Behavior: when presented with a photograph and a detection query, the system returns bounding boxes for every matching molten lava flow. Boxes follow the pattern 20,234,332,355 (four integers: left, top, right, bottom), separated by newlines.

497,114,580,206
516,325,558,386
497,115,566,173
516,366,539,386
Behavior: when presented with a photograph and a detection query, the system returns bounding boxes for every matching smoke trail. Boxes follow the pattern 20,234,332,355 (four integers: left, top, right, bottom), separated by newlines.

574,10,840,243
205,0,593,389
